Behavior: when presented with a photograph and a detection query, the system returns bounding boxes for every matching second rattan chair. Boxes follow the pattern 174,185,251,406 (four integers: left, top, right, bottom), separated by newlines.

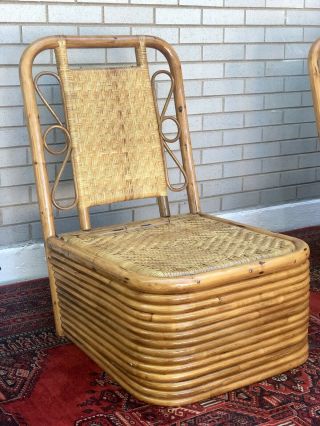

20,35,310,406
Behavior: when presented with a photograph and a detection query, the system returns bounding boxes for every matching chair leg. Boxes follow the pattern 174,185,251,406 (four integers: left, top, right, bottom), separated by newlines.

47,255,64,336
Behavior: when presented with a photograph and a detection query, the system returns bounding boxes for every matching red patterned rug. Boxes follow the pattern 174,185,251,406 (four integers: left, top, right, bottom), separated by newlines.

0,227,320,425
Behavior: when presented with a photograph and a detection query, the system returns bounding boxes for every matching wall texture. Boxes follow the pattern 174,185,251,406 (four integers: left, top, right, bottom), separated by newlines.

0,0,320,246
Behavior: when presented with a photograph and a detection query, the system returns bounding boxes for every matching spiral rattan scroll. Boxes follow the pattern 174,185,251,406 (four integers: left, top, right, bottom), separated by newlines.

34,72,77,210
151,70,188,192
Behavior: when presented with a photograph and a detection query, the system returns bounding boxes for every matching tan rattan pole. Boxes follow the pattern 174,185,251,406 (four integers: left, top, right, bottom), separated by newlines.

309,38,320,137
20,40,63,335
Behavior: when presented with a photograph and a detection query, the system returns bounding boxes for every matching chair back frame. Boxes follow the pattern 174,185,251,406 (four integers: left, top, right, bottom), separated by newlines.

309,38,320,138
20,35,200,243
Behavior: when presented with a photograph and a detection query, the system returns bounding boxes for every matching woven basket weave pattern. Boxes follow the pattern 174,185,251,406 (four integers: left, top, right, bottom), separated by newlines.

55,40,167,209
62,214,296,277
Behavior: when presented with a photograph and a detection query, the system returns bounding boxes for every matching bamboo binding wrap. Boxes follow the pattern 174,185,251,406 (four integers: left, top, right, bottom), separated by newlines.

47,213,310,406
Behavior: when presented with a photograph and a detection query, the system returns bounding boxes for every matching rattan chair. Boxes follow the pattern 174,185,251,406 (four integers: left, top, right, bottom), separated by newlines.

20,35,310,406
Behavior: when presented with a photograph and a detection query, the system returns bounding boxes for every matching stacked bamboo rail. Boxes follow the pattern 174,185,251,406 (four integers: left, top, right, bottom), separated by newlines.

47,214,309,406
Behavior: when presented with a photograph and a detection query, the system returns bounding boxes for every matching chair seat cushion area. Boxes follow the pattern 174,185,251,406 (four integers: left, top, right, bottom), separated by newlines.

47,214,310,406
57,214,296,278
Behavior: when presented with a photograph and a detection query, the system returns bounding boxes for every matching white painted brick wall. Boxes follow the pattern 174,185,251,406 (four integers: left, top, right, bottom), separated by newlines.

0,0,320,246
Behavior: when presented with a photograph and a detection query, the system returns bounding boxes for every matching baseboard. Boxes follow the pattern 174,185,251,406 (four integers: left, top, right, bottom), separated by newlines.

1,198,320,286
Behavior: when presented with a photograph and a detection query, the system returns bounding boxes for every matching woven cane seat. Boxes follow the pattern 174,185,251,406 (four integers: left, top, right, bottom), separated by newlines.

61,214,296,278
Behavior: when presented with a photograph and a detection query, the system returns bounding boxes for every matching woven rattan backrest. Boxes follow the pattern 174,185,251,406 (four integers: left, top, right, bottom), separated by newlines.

55,39,167,215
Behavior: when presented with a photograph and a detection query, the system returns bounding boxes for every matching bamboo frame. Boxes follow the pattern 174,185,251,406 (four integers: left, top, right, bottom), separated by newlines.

20,35,310,406
309,38,320,137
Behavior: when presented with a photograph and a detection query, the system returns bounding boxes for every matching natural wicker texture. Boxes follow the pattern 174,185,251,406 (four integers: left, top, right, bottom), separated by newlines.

61,214,296,277
55,39,167,210
21,35,310,407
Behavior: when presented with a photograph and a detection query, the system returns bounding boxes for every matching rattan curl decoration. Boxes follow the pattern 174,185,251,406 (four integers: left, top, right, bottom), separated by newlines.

151,70,188,192
34,72,77,210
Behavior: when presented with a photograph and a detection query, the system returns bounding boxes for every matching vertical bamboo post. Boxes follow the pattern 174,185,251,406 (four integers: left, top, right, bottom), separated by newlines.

20,42,63,336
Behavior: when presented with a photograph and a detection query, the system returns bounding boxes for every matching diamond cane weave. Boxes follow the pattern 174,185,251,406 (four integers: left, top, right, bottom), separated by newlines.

55,39,167,210
61,214,296,277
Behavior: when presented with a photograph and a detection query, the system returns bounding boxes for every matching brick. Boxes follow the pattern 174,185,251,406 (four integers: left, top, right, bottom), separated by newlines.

92,209,133,228
245,110,283,127
225,0,264,5
285,43,310,60
180,27,223,44
132,27,178,44
305,0,320,6
246,44,284,60
266,0,304,7
264,92,302,109
263,124,300,142
300,122,317,138
132,0,176,3
0,107,24,127
304,27,320,42
0,186,29,207
243,173,280,191
225,62,264,78
199,197,221,213
262,156,298,173
299,152,320,168
223,159,262,177
187,97,223,115
0,67,20,86
22,25,77,43
0,165,54,187
0,87,23,107
0,25,20,43
156,8,200,25
203,9,244,25
245,77,284,94
182,63,223,80
107,48,136,64
284,107,315,124
280,168,316,186
260,187,296,205
224,27,264,43
79,26,130,36
0,127,28,148
243,142,280,159
170,45,202,62
202,146,242,164
0,46,50,66
195,164,222,181
202,178,242,196
2,203,39,225
106,6,153,24
224,94,264,112
49,5,102,23
246,10,285,25
223,127,262,145
203,112,244,131
284,76,310,92
203,44,244,61
222,191,260,211
297,182,320,199
0,4,46,23
265,60,304,76
281,138,317,155
180,0,222,5
134,204,162,221
287,10,320,25
265,27,303,43
302,92,312,107
0,224,30,245
203,79,244,96
191,131,222,149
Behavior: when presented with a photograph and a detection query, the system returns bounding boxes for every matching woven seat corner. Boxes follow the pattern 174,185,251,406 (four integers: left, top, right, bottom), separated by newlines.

21,35,310,406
